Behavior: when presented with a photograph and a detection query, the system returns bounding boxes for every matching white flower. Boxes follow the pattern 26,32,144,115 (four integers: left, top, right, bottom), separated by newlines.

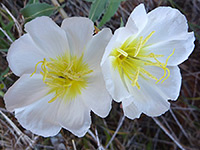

4,16,112,137
101,4,195,119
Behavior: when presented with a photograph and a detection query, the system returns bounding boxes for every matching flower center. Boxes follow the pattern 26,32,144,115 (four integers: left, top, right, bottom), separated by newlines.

111,31,174,89
31,53,93,103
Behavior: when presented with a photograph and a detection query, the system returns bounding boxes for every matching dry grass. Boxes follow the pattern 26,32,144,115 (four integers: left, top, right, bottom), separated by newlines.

0,0,200,149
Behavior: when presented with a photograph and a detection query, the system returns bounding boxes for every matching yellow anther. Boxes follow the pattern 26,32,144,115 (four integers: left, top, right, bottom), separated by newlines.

117,48,128,57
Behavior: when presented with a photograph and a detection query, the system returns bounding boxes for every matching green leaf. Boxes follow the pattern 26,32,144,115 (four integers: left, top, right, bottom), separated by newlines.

0,17,15,41
84,0,94,2
146,141,152,150
20,3,57,21
0,49,8,52
99,0,124,27
0,38,9,49
89,0,108,22
4,22,15,41
0,83,4,89
27,0,40,5
0,90,4,97
120,17,124,27
104,128,111,146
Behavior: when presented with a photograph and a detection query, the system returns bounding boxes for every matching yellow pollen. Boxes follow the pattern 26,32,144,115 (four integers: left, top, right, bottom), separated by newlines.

31,53,93,102
111,31,175,89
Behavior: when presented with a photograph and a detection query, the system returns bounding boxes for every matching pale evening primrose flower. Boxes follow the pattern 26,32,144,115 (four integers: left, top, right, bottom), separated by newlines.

4,16,112,137
101,4,195,119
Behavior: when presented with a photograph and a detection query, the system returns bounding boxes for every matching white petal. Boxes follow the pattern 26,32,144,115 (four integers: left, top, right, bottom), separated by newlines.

146,32,195,66
143,66,182,101
124,66,181,116
25,16,69,58
4,74,49,112
15,94,61,137
140,6,189,44
126,3,147,34
84,28,112,69
101,27,134,65
61,17,94,57
121,95,134,108
122,100,142,120
82,69,112,118
101,56,131,103
7,34,45,76
57,97,91,137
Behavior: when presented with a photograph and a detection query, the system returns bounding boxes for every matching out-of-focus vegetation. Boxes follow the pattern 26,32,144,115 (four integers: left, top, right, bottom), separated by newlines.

0,0,199,149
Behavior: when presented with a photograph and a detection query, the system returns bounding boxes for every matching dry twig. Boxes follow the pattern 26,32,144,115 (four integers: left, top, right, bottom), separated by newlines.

0,27,13,43
106,115,125,149
152,117,186,150
0,111,34,148
1,3,22,37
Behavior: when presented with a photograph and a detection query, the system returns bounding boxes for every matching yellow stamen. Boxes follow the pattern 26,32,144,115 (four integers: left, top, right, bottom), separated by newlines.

140,67,158,80
48,92,62,103
134,36,143,57
136,82,140,89
30,60,43,77
142,31,155,46
121,35,136,49
117,48,128,57
140,54,164,58
111,31,175,89
165,48,175,66
132,67,140,87
31,54,93,102
161,68,170,83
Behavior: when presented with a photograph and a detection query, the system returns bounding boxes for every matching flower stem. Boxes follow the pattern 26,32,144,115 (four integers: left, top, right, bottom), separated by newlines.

51,0,68,18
